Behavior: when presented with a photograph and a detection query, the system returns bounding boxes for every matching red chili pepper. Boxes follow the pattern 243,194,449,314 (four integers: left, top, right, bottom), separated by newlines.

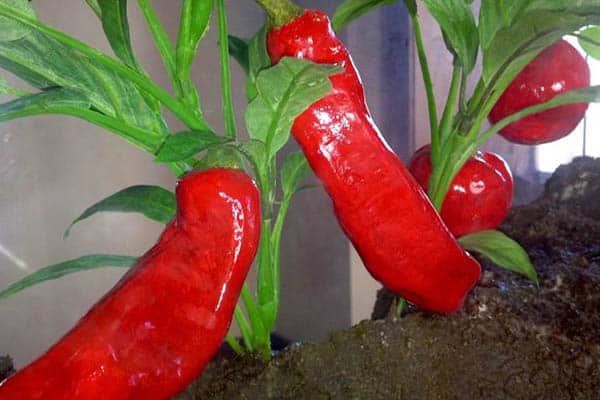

0,168,261,400
266,10,481,313
489,39,590,145
408,145,513,237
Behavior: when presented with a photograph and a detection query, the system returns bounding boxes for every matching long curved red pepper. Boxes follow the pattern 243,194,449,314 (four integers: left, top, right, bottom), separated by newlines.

267,10,481,313
0,168,261,399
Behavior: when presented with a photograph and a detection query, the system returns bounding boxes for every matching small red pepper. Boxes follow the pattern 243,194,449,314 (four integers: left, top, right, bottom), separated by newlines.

0,168,261,400
489,39,590,145
266,9,481,313
409,145,514,237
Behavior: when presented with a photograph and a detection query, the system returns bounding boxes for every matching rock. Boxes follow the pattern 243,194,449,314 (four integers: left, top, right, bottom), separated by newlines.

181,158,600,399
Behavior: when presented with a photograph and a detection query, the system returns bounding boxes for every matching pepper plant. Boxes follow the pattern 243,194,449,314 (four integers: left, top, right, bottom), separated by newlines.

0,0,341,361
332,0,600,283
2,0,600,364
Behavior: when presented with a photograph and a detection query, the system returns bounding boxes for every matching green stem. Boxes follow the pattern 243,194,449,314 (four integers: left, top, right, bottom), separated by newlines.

0,106,164,152
216,0,237,139
410,12,438,142
438,65,461,137
234,306,255,351
85,0,102,18
136,0,183,98
225,333,244,354
254,0,302,27
240,284,270,360
0,4,209,131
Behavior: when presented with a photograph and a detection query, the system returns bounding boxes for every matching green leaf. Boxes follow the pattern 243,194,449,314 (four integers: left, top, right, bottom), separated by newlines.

97,0,139,69
0,74,29,96
0,24,168,146
0,254,137,299
403,0,417,17
64,185,176,238
0,87,91,120
176,0,214,78
228,34,249,74
246,25,270,100
155,130,229,163
0,0,35,42
281,151,310,198
459,230,538,283
85,0,102,18
423,0,478,73
245,57,342,159
332,0,398,32
579,26,600,61
479,1,600,86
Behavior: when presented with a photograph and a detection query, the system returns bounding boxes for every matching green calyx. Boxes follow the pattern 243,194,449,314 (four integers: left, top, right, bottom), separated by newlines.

255,0,302,28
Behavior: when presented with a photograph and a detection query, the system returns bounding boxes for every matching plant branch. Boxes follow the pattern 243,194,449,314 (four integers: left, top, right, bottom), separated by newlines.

136,0,183,98
217,0,237,139
0,4,210,131
410,12,438,142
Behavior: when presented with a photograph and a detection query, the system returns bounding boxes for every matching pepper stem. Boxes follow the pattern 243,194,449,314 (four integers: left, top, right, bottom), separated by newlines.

254,0,302,27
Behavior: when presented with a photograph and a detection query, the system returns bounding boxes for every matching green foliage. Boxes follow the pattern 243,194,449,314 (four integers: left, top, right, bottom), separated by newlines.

332,0,398,32
479,0,600,89
176,0,213,80
97,0,139,70
0,0,35,42
155,131,229,163
246,25,271,100
0,5,168,150
64,185,176,238
0,87,89,118
0,255,138,299
459,230,538,283
281,151,310,198
245,57,342,159
423,0,479,73
228,34,249,74
579,26,600,61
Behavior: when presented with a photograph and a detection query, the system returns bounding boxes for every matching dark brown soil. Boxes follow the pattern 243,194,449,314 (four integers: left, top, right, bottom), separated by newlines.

177,157,600,400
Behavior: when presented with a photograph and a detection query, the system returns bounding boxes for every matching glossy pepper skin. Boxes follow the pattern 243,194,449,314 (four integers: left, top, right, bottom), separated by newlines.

408,145,513,237
0,168,261,400
489,39,590,145
267,10,481,313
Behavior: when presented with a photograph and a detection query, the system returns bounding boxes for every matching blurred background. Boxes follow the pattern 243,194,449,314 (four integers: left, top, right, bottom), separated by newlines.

0,0,597,368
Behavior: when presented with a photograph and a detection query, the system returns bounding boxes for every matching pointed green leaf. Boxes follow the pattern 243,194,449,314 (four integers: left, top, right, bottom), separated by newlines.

332,0,398,32
85,0,102,18
0,12,168,142
65,185,176,238
0,254,137,299
246,25,270,100
176,0,214,78
479,1,600,86
0,74,29,96
155,130,229,163
579,26,600,61
459,230,538,283
228,34,249,74
97,0,139,69
0,0,35,42
423,0,478,73
245,57,342,159
281,151,310,198
0,87,91,121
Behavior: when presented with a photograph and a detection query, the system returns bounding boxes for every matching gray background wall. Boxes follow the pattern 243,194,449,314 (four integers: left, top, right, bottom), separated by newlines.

0,0,411,367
